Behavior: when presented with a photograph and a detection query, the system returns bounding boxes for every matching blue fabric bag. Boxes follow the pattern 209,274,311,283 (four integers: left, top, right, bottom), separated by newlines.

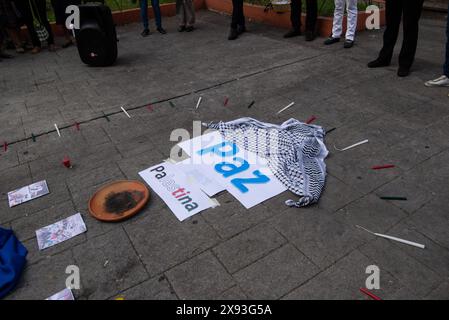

0,228,27,299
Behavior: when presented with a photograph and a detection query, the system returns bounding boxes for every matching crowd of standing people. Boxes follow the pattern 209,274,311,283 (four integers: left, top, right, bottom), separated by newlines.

0,0,81,59
0,0,448,85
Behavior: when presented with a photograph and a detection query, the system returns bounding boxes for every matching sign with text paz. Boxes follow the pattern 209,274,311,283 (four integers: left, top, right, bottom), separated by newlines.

139,162,214,221
178,132,287,209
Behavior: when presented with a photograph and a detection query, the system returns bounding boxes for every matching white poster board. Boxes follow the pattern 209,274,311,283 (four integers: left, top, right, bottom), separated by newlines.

178,131,286,209
176,158,225,197
139,162,214,221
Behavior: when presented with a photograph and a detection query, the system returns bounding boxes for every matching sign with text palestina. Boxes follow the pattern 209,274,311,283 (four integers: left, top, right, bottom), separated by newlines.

178,131,287,209
139,162,214,221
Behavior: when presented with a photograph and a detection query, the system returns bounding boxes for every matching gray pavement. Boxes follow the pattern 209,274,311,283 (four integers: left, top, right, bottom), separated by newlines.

0,9,448,300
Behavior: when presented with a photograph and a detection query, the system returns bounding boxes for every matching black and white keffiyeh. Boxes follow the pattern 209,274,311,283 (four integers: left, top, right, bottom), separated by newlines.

204,117,328,207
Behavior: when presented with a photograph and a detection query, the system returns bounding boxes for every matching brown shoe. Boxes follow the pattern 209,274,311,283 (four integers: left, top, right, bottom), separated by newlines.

31,47,41,54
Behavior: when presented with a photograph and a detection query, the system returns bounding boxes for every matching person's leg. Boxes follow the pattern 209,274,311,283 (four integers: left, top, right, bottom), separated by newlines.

140,0,149,30
370,0,402,66
345,0,358,41
305,0,317,32
237,0,245,29
6,28,23,51
304,0,317,40
151,0,162,30
12,0,38,49
22,4,41,50
34,0,54,46
0,28,4,60
425,4,449,86
289,0,301,31
0,29,11,60
231,0,239,29
185,0,195,28
229,0,244,39
177,0,186,28
284,0,302,37
331,0,344,39
398,0,424,71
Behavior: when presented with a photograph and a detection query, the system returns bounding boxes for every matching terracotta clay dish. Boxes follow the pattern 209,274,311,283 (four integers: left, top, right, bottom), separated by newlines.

88,180,150,222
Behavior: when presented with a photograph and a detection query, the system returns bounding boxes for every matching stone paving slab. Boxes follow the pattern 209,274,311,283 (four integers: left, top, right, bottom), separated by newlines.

0,10,448,300
282,250,418,300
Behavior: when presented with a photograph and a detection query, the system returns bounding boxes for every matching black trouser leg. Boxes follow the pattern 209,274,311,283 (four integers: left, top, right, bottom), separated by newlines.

290,0,302,31
398,0,424,69
231,0,244,29
378,0,403,63
26,19,41,47
305,0,317,32
33,0,54,45
14,0,40,47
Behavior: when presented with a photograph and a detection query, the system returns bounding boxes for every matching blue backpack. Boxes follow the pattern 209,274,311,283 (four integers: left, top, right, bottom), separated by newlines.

0,228,28,299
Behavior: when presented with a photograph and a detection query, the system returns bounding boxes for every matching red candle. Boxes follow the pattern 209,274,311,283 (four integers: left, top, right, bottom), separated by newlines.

306,116,317,124
224,97,229,106
63,156,72,168
360,288,382,300
3,141,7,152
372,164,395,170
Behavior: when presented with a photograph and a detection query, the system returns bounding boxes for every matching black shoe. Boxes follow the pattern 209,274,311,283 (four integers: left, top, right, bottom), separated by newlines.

367,58,390,68
305,30,316,41
324,37,340,45
141,29,150,37
157,27,167,34
185,26,194,32
228,28,238,40
397,67,410,77
178,25,186,32
284,29,301,38
344,40,354,48
237,25,246,35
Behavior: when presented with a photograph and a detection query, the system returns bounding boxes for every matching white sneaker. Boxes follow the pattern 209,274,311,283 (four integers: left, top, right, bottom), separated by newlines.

425,75,449,87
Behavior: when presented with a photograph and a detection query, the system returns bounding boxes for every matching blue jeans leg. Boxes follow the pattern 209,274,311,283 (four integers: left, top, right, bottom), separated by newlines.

444,4,449,77
152,0,162,29
140,0,149,29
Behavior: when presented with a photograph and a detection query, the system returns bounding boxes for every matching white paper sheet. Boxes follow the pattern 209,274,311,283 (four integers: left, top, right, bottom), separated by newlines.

176,158,225,197
8,180,50,208
46,288,75,300
36,213,87,250
139,162,214,221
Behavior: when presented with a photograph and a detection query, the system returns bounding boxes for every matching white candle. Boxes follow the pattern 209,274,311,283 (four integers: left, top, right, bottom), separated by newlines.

277,102,295,114
54,124,61,137
195,97,203,110
334,139,369,152
356,225,425,249
121,106,131,118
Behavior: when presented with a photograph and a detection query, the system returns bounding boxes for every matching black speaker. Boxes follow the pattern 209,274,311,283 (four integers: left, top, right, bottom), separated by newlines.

75,1,117,67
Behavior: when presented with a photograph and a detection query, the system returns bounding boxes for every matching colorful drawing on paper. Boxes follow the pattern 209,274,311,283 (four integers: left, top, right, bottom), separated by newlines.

8,180,50,208
36,213,87,250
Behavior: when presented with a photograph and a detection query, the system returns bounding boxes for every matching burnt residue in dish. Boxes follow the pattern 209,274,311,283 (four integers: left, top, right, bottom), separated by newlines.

104,190,144,214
